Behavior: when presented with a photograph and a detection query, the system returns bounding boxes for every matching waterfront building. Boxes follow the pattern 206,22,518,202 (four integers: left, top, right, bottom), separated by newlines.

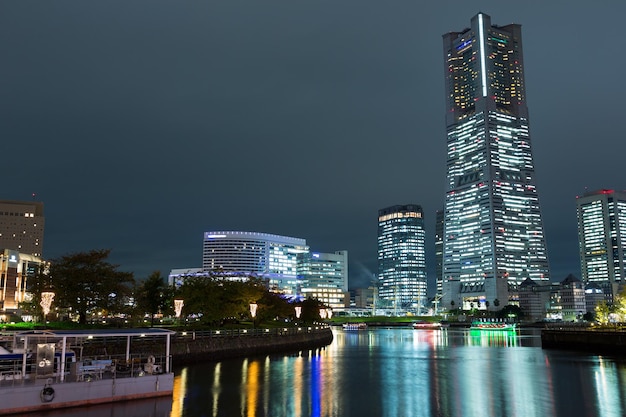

0,249,45,315
518,275,586,322
556,274,586,321
297,251,349,309
576,189,626,301
202,231,309,296
518,278,552,322
353,286,377,310
441,13,550,311
377,204,427,312
0,200,45,257
584,283,605,314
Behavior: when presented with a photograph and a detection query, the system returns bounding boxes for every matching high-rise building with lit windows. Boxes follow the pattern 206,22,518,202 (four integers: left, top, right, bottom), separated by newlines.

0,200,45,257
441,13,550,311
202,231,309,296
576,189,626,300
377,204,426,311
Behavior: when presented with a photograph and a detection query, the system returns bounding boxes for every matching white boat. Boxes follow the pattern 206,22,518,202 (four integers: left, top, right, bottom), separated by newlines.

342,323,368,331
412,321,443,330
0,328,175,415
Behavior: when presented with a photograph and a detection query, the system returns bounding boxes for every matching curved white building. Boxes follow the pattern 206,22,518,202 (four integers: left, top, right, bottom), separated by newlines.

202,231,308,295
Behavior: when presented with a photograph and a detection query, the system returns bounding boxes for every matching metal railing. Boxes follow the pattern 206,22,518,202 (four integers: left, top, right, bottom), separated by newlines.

171,324,330,341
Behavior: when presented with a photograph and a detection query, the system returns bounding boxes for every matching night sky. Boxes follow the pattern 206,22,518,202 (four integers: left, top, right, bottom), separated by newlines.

3,2,624,293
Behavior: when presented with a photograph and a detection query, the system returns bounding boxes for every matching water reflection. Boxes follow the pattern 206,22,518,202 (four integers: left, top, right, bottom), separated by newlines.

168,328,626,417
44,327,626,417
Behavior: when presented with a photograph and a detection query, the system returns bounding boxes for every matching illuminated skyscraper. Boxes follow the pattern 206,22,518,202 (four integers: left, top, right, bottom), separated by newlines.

576,189,626,300
441,13,550,311
377,204,426,311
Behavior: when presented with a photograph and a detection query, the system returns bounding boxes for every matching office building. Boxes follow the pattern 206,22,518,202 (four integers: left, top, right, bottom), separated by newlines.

0,249,45,314
557,274,586,321
297,250,349,309
576,189,626,300
0,200,45,257
353,286,376,310
377,204,427,312
441,13,550,311
434,209,444,297
202,231,309,296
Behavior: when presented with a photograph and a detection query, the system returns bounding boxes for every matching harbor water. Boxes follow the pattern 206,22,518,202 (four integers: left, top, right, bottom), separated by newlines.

29,327,626,417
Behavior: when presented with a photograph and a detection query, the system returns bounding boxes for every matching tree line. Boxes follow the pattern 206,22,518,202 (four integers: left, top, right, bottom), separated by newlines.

23,249,326,326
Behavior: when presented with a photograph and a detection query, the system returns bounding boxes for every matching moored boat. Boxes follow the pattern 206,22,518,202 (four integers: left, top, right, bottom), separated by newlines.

342,323,368,331
470,320,516,330
0,328,174,415
412,321,444,330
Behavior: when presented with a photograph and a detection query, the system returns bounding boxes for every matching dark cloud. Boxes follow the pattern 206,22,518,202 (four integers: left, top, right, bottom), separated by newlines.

2,1,624,291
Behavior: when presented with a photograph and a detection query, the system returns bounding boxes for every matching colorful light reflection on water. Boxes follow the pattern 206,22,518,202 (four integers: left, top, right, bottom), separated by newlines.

33,328,626,417
166,327,626,417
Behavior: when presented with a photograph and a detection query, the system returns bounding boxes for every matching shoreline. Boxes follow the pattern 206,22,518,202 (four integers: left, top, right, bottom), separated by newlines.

170,326,334,364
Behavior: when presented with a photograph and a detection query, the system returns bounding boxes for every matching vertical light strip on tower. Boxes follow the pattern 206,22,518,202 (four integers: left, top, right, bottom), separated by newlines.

478,13,487,97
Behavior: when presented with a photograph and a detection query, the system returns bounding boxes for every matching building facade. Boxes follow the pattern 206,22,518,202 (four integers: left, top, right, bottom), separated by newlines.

377,204,427,312
441,13,550,311
0,249,45,315
0,200,45,258
576,189,626,301
557,274,586,322
434,209,444,297
202,231,309,296
297,251,349,309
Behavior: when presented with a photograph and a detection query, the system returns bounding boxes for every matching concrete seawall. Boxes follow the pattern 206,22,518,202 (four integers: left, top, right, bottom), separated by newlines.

541,328,626,355
170,326,334,364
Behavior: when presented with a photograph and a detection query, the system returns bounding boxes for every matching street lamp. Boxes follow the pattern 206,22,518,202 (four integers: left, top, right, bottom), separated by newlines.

326,308,333,319
295,306,302,320
319,308,327,319
174,299,184,318
40,291,55,321
250,303,258,328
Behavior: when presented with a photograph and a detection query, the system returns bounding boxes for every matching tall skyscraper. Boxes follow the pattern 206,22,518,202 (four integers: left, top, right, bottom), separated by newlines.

441,13,550,311
297,250,349,309
0,200,45,257
377,204,426,312
202,231,309,296
434,209,444,297
576,189,626,300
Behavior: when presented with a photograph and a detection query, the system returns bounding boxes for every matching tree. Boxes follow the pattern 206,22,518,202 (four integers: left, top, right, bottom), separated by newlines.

50,249,134,324
21,262,53,321
495,304,524,320
135,271,170,326
595,301,611,325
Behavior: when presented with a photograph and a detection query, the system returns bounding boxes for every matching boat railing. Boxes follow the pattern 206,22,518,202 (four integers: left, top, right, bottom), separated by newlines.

0,351,172,388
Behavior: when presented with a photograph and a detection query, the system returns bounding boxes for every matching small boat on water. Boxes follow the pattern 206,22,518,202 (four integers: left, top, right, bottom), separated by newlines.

342,323,368,331
412,321,444,330
470,320,516,330
0,328,174,415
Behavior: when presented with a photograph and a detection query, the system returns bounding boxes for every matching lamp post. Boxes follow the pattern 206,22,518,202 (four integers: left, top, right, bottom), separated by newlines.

174,299,184,321
250,303,258,329
295,306,302,320
40,291,55,322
